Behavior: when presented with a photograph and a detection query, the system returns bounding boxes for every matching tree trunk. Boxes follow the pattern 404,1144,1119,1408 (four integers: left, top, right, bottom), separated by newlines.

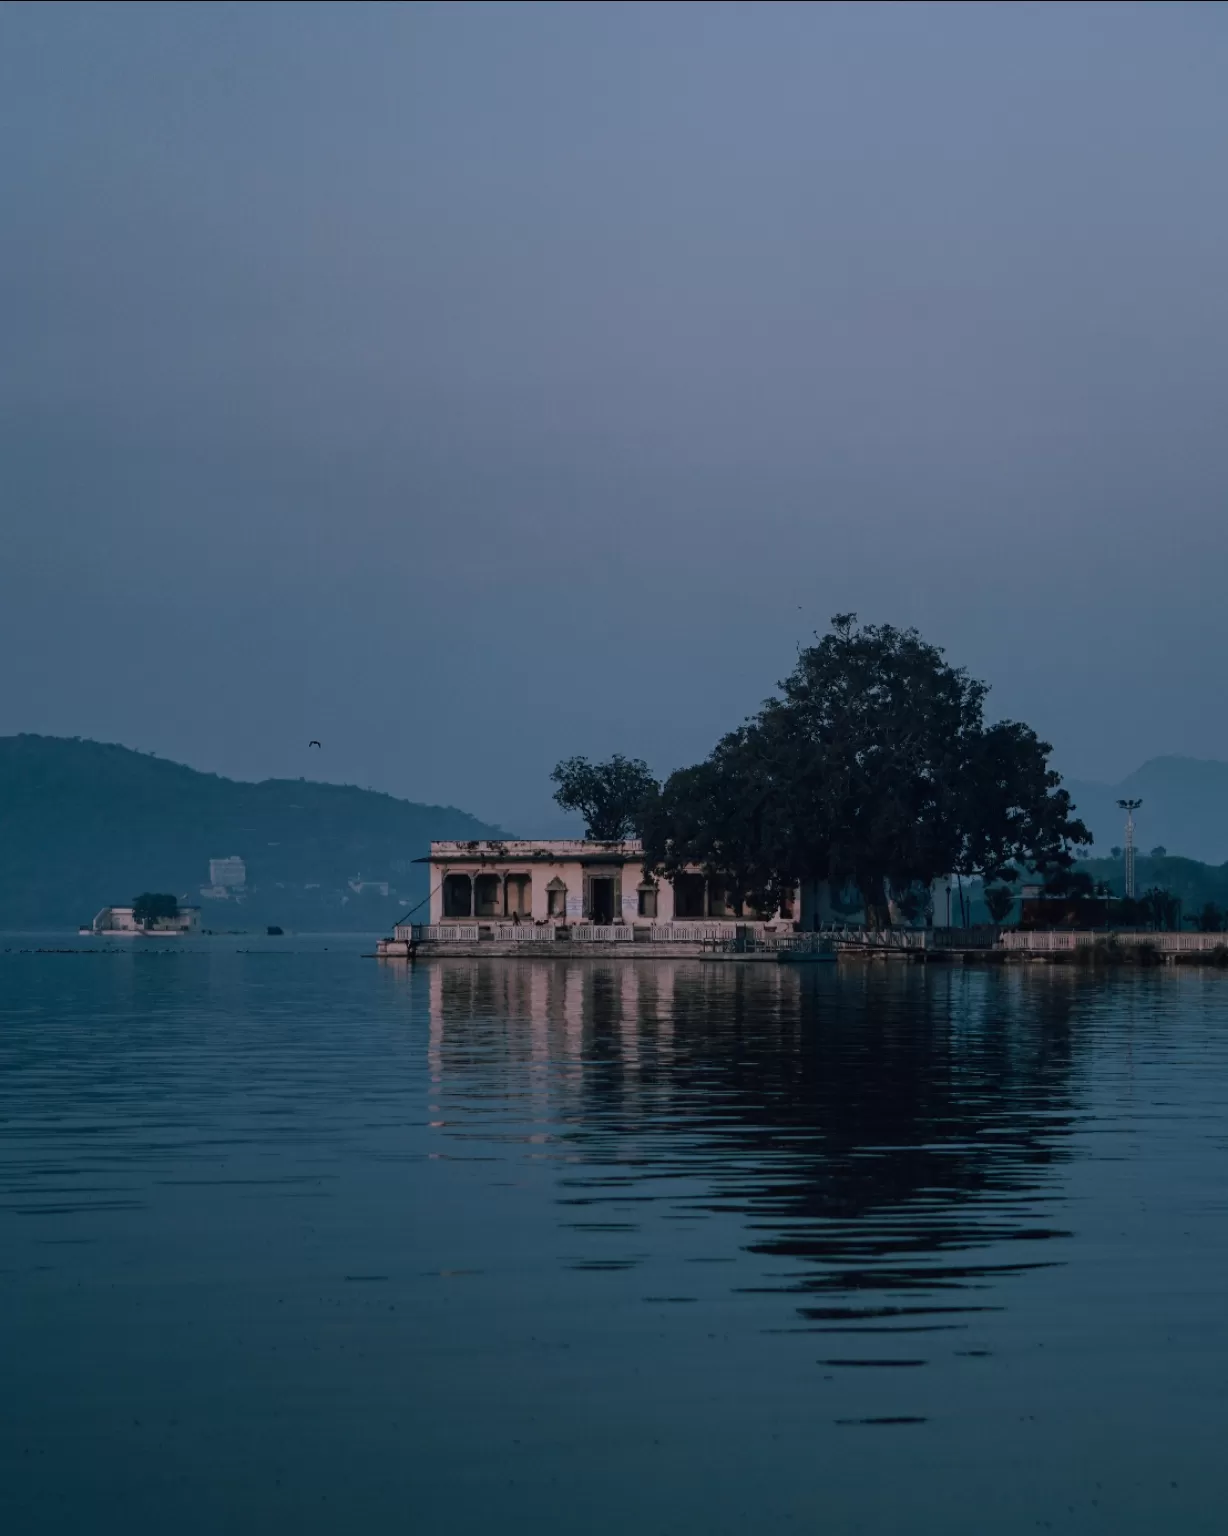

860,876,891,930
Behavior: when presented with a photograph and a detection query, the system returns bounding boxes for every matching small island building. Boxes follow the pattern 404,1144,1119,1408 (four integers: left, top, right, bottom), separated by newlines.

394,839,806,951
89,905,201,936
377,842,966,957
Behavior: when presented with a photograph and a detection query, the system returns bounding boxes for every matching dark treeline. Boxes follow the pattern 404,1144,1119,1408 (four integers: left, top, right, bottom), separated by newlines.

0,734,501,930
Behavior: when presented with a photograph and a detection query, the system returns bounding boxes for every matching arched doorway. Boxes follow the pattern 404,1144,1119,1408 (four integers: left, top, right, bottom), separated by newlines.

504,874,531,918
473,874,501,917
442,873,472,918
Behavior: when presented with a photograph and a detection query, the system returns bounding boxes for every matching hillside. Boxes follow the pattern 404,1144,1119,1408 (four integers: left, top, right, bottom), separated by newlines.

1077,853,1228,920
0,735,502,931
1065,757,1228,864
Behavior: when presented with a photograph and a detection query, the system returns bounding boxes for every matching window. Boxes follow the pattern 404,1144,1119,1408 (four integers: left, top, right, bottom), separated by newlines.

474,874,500,917
546,880,567,918
442,874,472,918
637,885,658,919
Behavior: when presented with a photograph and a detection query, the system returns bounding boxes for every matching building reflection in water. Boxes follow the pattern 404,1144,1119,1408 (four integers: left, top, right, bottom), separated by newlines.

409,958,1083,1337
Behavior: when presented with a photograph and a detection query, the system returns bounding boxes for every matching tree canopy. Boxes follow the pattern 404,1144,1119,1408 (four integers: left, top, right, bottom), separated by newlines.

983,884,1016,926
550,754,659,841
641,615,1089,925
132,891,180,928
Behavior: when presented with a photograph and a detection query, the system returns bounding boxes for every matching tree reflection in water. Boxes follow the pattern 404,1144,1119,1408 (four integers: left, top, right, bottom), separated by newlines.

419,960,1082,1336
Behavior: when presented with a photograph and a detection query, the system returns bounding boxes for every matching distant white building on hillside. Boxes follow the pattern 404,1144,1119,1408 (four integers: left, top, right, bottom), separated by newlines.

201,854,246,900
209,856,246,888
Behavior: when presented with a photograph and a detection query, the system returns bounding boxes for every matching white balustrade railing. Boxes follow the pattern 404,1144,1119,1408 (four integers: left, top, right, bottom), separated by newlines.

650,923,739,942
400,920,1228,953
411,924,480,942
1001,930,1080,950
1149,932,1228,951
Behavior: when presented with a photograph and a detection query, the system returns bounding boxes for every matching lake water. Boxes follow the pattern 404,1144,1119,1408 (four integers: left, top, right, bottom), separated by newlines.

3,937,1228,1533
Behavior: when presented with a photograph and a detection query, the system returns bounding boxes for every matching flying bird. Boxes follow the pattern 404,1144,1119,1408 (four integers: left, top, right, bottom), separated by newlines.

309,740,321,748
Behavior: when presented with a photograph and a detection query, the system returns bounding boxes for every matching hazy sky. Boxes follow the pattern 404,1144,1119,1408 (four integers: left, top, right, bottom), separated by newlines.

3,1,1227,832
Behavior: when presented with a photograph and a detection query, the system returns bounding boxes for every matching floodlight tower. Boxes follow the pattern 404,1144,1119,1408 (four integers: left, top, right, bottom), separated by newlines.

1117,798,1143,898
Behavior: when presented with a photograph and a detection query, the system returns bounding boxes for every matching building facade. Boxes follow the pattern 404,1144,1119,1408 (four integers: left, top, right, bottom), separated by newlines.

418,840,796,935
208,856,246,889
202,854,247,900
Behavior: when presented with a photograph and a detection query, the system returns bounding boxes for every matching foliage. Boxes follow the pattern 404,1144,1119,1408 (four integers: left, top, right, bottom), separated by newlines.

1150,845,1167,858
1122,887,1183,931
1044,869,1094,899
955,721,1087,891
132,892,180,928
1080,851,1228,921
641,615,1088,926
983,884,1015,925
1191,901,1224,934
889,881,929,925
551,754,659,841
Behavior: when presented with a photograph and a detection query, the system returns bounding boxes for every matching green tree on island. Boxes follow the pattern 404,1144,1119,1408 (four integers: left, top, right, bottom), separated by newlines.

132,892,180,930
634,615,1088,927
551,754,659,841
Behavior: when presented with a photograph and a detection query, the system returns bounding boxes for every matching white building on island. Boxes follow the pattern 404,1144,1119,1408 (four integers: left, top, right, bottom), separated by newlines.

380,841,965,957
89,905,201,935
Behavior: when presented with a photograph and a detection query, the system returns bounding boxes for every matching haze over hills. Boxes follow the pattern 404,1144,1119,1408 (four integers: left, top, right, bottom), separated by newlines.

6,735,1228,932
0,735,502,932
1065,758,1228,864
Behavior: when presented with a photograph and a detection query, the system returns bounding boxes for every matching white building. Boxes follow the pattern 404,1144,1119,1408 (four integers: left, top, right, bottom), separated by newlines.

90,905,201,935
419,840,797,934
209,856,246,889
410,842,958,936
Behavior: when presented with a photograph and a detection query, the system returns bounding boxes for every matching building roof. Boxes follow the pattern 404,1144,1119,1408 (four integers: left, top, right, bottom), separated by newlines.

423,838,643,862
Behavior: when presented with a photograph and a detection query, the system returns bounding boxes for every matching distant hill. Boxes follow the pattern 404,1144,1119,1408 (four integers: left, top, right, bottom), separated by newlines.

0,735,502,931
1065,757,1228,864
1074,851,1228,921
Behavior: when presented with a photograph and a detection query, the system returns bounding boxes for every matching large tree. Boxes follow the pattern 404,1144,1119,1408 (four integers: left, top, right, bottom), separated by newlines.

640,729,795,915
642,615,1089,926
551,754,659,841
132,891,180,929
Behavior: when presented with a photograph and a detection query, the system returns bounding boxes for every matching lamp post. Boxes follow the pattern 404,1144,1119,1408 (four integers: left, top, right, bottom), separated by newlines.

1116,798,1142,899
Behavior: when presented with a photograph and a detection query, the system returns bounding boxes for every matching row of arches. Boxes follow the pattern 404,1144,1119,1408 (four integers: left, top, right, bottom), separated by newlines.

443,872,557,920
439,871,787,923
442,872,628,922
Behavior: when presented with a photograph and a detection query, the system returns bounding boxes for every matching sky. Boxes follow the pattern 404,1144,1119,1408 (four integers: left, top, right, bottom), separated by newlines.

3,1,1228,833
